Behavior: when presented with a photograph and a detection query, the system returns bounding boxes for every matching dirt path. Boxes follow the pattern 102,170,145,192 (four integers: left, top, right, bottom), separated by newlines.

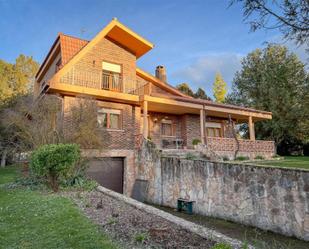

67,190,216,249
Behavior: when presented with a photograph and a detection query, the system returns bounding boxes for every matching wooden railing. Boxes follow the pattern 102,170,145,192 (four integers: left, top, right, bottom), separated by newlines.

51,66,151,95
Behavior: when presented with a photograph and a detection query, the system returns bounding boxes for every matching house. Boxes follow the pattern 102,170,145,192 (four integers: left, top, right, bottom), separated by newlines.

35,18,275,195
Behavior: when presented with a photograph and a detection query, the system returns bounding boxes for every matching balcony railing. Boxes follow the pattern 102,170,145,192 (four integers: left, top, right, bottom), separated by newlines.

53,66,150,95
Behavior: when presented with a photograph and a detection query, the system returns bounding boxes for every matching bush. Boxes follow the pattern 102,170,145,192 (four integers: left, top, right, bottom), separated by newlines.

185,152,196,160
30,143,80,192
235,156,249,161
222,156,230,161
254,155,264,160
303,143,309,156
192,138,201,146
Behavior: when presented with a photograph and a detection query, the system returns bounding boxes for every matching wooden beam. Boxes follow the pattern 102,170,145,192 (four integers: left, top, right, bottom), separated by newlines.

249,116,255,141
200,109,205,144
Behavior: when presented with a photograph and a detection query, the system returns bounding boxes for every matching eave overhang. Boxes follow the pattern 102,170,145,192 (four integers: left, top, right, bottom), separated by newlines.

106,20,154,58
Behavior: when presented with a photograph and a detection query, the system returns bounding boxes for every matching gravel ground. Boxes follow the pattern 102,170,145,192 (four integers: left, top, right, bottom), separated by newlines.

66,190,216,249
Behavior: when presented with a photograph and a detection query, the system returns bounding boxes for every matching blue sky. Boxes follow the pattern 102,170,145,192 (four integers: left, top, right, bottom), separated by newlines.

0,0,307,97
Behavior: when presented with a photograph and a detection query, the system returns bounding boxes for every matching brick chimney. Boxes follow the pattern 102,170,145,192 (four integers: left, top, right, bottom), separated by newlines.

155,65,167,82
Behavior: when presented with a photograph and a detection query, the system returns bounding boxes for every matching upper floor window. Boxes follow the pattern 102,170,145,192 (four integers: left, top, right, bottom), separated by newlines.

97,108,122,130
102,61,122,92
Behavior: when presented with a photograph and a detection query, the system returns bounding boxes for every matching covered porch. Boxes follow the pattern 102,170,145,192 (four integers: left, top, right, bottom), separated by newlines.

140,95,275,158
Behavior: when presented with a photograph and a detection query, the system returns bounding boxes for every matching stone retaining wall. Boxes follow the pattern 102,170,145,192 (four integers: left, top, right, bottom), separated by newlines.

135,141,309,241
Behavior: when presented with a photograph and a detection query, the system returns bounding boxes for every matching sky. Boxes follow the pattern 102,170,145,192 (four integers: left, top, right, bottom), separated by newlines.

0,0,307,98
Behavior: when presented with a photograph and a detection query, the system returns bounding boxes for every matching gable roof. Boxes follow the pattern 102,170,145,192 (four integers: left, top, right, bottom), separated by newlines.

36,18,153,82
35,33,89,81
59,33,89,66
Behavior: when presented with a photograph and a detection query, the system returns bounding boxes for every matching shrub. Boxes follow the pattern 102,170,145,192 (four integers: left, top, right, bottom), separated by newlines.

30,143,80,192
222,156,230,161
235,156,249,161
192,138,201,146
134,232,149,243
211,243,232,249
254,155,264,160
185,152,196,160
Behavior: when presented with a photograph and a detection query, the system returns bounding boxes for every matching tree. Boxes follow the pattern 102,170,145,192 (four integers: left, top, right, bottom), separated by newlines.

65,97,103,149
194,87,212,101
213,72,227,103
0,94,103,166
176,83,195,97
176,83,213,100
227,44,308,151
0,55,39,105
230,0,309,46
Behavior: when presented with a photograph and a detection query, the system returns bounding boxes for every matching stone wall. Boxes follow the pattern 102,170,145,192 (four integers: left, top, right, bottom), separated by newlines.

135,141,309,241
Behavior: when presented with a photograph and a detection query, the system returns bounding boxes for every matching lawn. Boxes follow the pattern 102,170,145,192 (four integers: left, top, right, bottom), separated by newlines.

0,165,118,249
0,165,21,185
256,156,309,170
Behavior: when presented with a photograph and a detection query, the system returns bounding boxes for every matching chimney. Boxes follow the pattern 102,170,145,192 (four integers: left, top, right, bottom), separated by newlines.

155,65,167,82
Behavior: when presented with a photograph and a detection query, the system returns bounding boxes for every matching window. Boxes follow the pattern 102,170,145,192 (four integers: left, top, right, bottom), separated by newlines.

98,108,122,130
207,128,221,137
102,62,122,92
161,120,176,137
206,122,222,137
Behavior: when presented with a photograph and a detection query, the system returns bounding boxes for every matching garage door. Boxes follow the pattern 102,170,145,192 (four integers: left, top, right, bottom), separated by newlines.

86,157,124,193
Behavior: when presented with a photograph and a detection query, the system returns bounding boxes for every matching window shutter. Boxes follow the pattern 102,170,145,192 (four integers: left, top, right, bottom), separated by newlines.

102,62,121,73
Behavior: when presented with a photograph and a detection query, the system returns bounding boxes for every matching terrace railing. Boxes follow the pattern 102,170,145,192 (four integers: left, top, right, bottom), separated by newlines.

50,66,151,95
206,137,275,153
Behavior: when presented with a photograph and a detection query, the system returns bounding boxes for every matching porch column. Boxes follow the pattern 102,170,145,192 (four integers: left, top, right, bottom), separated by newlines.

143,100,148,139
200,109,205,144
248,116,255,141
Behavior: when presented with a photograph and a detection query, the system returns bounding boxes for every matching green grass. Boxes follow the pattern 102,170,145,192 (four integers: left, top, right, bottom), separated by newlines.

0,166,118,249
0,165,21,185
256,156,309,170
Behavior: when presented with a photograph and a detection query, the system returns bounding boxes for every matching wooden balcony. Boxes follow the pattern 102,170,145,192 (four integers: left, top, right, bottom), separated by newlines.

48,66,149,96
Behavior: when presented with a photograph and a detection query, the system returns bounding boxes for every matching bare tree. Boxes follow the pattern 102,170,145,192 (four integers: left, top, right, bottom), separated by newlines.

0,94,102,166
64,96,103,149
230,0,309,45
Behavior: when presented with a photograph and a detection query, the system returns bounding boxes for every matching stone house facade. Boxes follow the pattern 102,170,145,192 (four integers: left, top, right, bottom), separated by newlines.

35,18,275,195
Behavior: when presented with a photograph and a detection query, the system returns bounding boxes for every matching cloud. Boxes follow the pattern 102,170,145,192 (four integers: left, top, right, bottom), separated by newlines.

171,52,243,97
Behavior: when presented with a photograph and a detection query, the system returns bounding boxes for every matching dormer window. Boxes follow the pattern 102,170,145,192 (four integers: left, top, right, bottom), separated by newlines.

102,61,122,92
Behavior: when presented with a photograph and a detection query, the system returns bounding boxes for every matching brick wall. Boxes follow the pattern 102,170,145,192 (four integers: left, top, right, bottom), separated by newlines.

207,137,275,159
148,112,183,148
182,114,201,149
63,96,141,150
60,37,137,93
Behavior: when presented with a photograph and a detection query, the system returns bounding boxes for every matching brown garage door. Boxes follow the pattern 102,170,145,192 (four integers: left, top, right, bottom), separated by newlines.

86,157,124,193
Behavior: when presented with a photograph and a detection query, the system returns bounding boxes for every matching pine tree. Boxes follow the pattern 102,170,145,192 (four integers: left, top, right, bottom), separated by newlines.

213,72,227,103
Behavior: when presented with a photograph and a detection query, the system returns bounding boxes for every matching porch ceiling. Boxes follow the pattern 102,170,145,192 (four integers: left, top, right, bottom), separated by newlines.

141,95,272,122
